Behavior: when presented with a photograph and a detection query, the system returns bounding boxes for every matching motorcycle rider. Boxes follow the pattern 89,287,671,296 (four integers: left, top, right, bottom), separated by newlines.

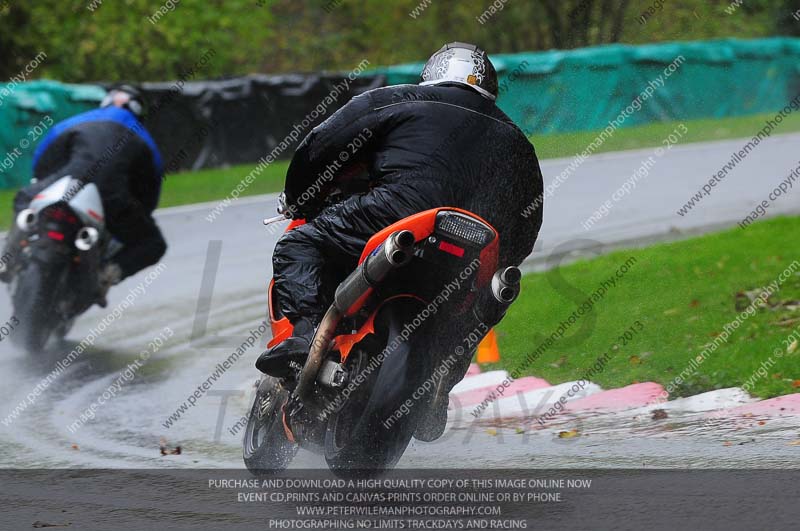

256,42,544,437
0,85,167,306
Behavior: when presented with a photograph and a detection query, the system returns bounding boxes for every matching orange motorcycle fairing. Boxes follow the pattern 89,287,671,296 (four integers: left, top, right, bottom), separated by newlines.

333,294,427,362
357,207,498,264
267,279,294,349
268,208,499,354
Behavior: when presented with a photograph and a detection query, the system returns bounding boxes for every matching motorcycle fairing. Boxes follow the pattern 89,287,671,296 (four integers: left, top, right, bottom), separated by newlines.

29,176,105,230
266,207,500,359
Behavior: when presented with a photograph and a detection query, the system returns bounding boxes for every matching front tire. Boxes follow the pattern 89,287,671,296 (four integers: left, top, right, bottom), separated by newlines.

243,377,298,474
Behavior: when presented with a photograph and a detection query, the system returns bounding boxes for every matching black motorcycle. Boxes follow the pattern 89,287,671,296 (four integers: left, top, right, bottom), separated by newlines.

6,176,108,352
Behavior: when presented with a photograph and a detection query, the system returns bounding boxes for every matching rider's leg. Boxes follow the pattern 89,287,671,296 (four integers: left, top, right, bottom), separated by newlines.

256,202,368,378
93,207,166,307
257,181,441,378
415,272,513,441
256,221,336,377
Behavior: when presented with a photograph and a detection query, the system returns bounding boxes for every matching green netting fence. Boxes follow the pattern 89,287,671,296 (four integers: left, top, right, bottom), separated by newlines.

0,80,105,188
371,37,800,137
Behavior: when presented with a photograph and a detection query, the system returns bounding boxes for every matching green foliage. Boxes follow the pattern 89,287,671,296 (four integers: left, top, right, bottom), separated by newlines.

2,0,272,82
0,0,792,82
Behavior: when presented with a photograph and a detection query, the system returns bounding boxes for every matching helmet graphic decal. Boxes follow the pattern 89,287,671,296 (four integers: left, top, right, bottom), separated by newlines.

422,49,456,82
469,50,486,85
419,42,498,100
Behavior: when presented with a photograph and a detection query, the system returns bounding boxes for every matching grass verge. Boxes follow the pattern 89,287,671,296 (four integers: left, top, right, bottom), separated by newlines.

494,215,800,399
2,110,799,231
529,111,800,160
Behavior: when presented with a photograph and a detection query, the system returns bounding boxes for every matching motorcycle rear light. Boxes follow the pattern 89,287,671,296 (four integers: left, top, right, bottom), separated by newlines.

436,212,493,246
438,241,465,257
44,206,79,225
47,231,65,241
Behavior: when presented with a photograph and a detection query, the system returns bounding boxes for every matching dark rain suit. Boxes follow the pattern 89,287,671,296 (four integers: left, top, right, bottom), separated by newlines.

274,83,544,325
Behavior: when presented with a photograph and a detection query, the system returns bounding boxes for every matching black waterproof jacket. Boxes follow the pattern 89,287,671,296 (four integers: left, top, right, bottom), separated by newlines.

284,83,544,266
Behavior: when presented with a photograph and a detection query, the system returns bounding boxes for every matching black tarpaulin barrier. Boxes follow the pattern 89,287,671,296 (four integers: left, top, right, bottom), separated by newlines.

134,73,386,174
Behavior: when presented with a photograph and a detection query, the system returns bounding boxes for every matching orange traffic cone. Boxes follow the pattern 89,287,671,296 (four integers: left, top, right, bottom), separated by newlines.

476,328,500,364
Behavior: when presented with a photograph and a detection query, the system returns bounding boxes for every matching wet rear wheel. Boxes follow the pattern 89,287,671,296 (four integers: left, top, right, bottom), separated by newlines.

324,313,423,477
11,260,62,353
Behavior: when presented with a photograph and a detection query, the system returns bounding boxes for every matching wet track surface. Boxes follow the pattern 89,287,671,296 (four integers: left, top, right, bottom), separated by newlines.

1,133,799,471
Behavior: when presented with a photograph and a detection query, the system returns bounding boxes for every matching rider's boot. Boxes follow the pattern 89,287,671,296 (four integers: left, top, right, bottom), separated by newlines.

95,263,122,308
413,376,451,442
256,317,316,379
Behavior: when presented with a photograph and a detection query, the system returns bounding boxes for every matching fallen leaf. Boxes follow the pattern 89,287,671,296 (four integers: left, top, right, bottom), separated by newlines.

486,429,498,436
723,441,732,447
70,444,79,451
159,437,182,456
734,292,749,311
558,429,580,439
792,380,800,389
515,428,525,434
789,440,800,446
689,300,700,308
651,409,668,420
629,355,641,365
758,421,766,426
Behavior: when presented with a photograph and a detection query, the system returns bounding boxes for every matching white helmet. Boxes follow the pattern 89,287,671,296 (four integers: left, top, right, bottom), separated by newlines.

420,42,498,101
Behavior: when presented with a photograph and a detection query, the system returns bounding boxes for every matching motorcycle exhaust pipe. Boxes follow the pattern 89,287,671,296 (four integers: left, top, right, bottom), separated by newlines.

296,230,416,399
75,227,100,251
470,266,522,332
491,266,522,305
16,209,36,232
333,230,415,315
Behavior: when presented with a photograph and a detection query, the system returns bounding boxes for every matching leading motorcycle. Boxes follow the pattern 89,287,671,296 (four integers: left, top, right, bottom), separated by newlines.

243,203,522,476
5,176,109,352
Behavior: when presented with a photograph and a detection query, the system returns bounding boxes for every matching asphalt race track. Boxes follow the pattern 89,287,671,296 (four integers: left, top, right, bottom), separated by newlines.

1,132,799,471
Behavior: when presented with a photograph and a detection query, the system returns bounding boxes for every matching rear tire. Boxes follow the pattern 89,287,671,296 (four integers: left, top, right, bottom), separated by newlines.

324,310,424,476
243,377,298,474
11,260,63,353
